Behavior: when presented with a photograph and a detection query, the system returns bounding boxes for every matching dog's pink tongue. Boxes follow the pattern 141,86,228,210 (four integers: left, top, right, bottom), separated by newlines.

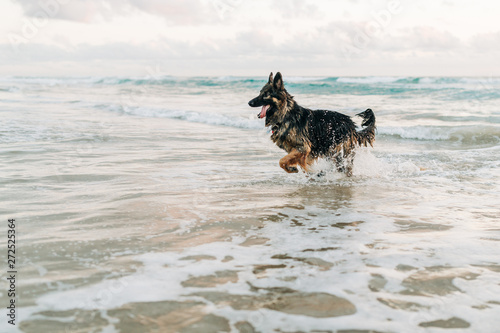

259,105,270,118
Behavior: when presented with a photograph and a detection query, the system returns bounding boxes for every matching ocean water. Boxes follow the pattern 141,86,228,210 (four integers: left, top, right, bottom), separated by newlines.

1,75,499,332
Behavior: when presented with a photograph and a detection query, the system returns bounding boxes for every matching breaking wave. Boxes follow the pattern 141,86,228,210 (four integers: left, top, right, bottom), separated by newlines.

95,103,262,130
379,125,500,144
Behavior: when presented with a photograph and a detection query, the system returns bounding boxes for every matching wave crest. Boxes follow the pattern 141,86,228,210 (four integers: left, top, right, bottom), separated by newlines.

379,125,500,144
96,103,262,130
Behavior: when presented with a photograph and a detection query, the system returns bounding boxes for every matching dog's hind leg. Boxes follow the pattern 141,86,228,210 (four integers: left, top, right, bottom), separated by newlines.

333,150,354,176
299,153,316,173
344,150,355,177
334,153,345,174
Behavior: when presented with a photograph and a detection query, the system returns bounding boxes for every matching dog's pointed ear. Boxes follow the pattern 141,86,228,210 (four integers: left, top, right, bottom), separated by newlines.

273,72,283,90
268,72,273,83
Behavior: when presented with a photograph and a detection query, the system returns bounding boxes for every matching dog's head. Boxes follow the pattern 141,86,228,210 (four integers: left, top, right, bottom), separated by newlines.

248,72,287,126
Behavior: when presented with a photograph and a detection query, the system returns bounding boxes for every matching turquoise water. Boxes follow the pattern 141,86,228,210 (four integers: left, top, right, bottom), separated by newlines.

1,76,499,332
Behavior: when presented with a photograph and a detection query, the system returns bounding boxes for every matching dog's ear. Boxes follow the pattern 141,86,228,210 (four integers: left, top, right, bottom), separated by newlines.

268,72,273,84
273,72,284,91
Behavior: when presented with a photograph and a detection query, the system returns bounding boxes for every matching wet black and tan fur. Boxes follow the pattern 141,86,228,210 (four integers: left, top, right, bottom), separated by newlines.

248,72,376,176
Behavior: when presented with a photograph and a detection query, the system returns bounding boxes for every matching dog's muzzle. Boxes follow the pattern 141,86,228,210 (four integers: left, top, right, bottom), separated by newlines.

248,97,260,107
249,97,270,118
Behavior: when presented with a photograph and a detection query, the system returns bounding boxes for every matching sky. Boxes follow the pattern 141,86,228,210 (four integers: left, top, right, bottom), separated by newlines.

0,0,499,77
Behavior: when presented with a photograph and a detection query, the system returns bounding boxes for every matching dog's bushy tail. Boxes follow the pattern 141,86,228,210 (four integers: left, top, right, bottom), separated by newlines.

355,108,376,147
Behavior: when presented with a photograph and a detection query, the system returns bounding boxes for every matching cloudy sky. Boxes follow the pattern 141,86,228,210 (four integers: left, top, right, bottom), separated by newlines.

1,0,499,77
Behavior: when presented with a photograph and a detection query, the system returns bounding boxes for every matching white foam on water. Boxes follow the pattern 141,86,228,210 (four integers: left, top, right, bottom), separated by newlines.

378,125,452,141
458,77,500,85
417,77,437,84
352,149,393,177
32,196,499,332
98,103,264,130
378,125,500,144
337,76,401,84
305,149,421,180
285,76,329,82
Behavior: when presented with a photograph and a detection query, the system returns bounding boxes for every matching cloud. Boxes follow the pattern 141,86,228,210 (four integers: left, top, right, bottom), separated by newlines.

470,31,500,52
336,24,464,55
0,16,471,66
126,0,223,25
12,0,234,24
270,0,321,20
1,33,498,77
235,30,275,53
407,26,461,51
13,0,111,23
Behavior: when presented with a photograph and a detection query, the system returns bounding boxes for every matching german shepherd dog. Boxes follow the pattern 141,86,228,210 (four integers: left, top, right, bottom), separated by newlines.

248,72,376,176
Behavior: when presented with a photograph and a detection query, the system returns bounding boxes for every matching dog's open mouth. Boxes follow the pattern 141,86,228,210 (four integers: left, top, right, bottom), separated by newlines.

258,105,270,119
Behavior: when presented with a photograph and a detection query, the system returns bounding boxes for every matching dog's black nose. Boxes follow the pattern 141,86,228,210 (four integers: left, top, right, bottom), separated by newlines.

248,100,254,107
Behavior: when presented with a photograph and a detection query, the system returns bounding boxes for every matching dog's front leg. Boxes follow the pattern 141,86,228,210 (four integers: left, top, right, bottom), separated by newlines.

279,150,301,173
279,149,311,173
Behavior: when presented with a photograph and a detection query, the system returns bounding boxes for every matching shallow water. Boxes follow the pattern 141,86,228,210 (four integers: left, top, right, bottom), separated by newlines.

1,76,499,332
